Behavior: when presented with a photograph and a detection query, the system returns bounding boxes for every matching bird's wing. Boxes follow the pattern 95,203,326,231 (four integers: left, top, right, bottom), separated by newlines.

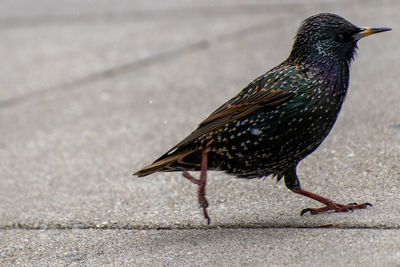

134,65,309,176
165,65,305,153
134,86,293,177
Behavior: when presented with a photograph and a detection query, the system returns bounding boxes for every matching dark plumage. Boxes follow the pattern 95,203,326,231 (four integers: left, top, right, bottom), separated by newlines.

134,13,390,223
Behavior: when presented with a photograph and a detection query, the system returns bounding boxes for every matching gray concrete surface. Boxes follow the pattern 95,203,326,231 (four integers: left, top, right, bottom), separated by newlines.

1,0,399,266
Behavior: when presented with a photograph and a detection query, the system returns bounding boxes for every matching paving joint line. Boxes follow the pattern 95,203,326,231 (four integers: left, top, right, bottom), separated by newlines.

0,3,303,27
0,19,278,109
0,39,209,109
2,0,394,27
1,223,399,231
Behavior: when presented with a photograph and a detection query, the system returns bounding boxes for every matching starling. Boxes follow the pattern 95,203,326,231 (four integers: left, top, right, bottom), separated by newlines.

134,13,390,224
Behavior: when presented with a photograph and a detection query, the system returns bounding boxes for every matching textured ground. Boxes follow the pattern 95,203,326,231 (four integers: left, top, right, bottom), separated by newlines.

1,0,399,266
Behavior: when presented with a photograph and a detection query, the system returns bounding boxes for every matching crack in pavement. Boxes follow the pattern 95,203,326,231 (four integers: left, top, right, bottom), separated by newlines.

0,18,284,109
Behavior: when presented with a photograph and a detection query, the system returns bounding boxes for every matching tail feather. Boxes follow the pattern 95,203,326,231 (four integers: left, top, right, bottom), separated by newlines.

134,149,200,177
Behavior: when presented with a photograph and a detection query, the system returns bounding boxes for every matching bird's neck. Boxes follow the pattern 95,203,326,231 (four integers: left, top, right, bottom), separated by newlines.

287,55,350,94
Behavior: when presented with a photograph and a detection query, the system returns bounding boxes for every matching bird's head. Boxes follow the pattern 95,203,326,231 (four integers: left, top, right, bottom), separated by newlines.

288,13,391,66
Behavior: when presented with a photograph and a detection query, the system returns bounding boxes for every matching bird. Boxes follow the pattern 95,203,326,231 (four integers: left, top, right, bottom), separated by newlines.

134,13,390,224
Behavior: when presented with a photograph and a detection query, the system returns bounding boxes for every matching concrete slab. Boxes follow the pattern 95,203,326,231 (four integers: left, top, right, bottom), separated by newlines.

1,229,400,266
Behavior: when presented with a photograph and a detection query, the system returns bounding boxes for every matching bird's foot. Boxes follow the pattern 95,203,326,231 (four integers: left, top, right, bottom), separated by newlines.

291,188,372,216
301,201,372,215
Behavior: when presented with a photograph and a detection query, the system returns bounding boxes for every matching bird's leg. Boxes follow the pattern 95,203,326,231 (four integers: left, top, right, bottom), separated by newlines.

182,147,210,224
284,167,372,215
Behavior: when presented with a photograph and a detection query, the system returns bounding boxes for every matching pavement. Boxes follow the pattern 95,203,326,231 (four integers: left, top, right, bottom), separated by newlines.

1,0,399,266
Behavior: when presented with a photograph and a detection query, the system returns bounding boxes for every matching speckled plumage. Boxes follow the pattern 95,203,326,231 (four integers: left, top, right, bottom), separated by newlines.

134,13,390,223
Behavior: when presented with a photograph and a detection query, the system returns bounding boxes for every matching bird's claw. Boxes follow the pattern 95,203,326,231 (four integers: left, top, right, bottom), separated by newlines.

199,201,209,209
300,208,312,216
204,213,211,225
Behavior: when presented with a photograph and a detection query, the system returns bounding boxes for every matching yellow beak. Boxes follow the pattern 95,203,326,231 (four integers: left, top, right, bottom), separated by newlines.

352,27,391,41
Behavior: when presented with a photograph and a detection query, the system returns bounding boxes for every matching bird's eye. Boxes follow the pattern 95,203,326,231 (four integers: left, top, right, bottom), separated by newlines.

335,33,345,42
